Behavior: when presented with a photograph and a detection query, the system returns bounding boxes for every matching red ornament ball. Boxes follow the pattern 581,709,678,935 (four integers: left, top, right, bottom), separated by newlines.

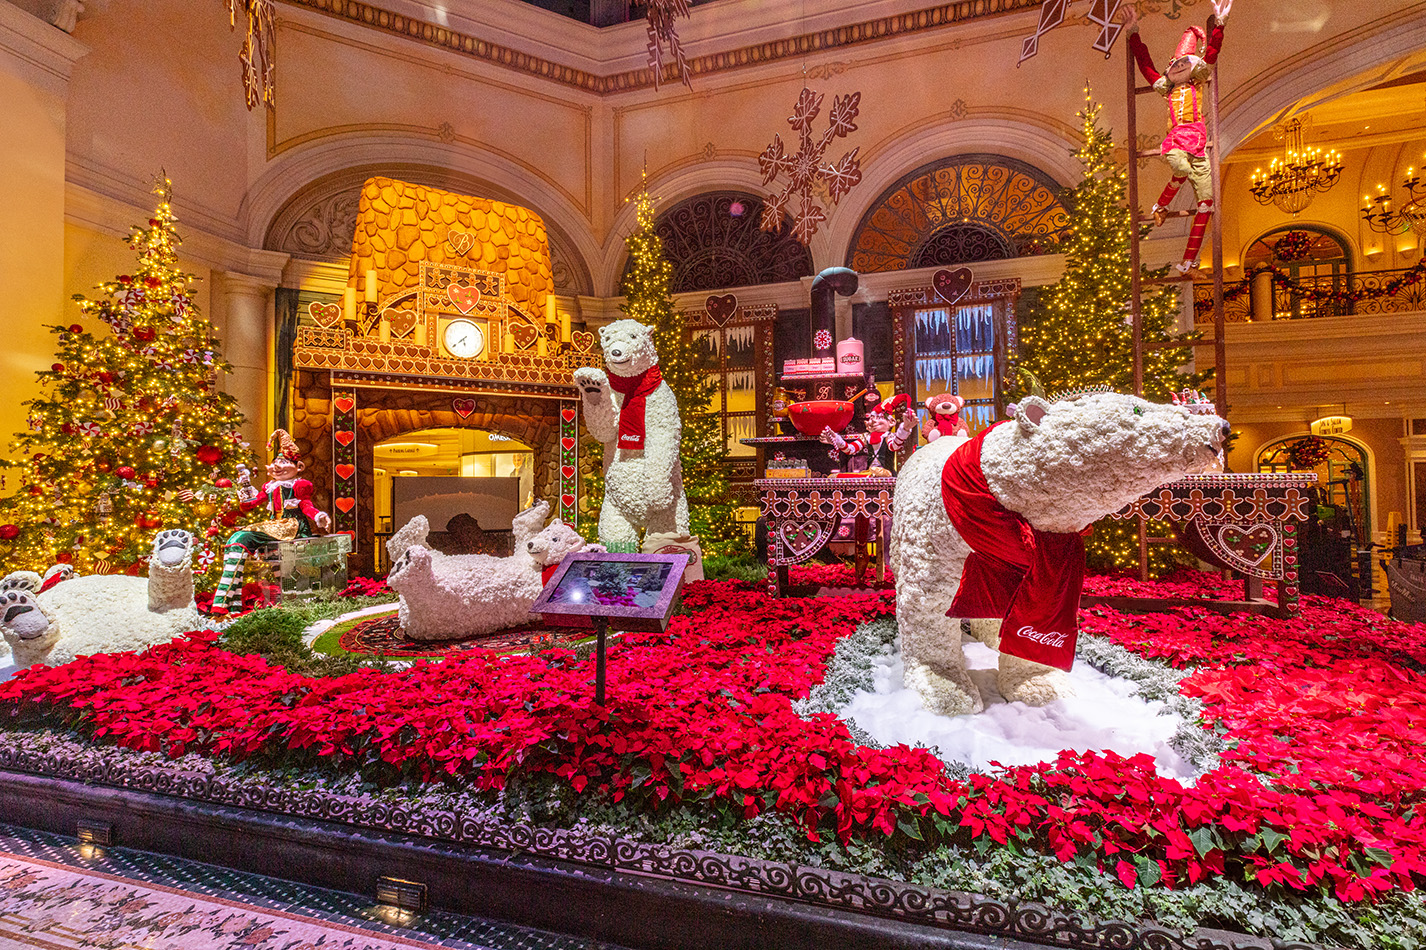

116,465,137,480
196,445,223,465
118,275,132,285
149,218,160,226
68,324,83,334
144,276,161,288
51,363,64,373
0,524,18,541
214,477,233,488
97,372,114,385
145,515,163,529
133,327,156,343
56,552,73,564
96,459,112,473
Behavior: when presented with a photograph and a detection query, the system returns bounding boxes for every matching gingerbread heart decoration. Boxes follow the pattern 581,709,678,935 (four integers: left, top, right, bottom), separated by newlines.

334,430,355,447
385,308,418,338
705,293,738,326
511,324,539,350
308,301,343,328
932,267,974,305
452,397,476,419
561,494,576,509
334,397,355,414
561,408,576,423
334,497,355,514
1217,524,1277,568
779,520,830,560
571,330,595,352
446,230,476,256
447,283,480,314
335,464,355,480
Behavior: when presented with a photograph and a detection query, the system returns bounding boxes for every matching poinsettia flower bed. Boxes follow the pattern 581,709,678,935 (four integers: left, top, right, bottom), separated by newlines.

1,571,1424,907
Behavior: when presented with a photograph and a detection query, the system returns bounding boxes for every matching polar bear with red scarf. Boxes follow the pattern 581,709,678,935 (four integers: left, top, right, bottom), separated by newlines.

574,320,689,550
890,390,1229,717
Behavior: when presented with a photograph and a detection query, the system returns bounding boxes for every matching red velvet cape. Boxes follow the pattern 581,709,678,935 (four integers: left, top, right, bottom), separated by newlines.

941,424,1084,671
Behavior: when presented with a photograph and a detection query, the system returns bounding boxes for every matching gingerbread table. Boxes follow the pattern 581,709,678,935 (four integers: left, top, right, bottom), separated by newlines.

1095,472,1317,617
756,476,896,596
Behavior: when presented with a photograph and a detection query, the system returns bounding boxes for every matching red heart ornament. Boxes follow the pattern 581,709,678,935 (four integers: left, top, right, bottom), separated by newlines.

308,301,343,328
334,397,355,414
561,437,575,451
335,464,355,480
705,293,738,325
511,324,538,350
932,267,974,305
334,430,355,447
561,494,575,508
447,283,480,314
334,497,355,514
562,408,576,423
561,465,576,479
452,397,476,419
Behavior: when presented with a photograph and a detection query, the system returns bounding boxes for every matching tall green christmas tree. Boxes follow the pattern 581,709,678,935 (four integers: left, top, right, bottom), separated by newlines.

582,179,748,555
0,179,253,578
1014,90,1209,572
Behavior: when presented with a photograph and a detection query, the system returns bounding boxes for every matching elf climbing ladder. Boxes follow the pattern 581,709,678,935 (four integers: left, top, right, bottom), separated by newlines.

1124,10,1228,575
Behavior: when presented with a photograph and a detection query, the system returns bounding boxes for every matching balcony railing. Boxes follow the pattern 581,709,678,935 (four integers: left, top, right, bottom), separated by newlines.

1194,266,1426,324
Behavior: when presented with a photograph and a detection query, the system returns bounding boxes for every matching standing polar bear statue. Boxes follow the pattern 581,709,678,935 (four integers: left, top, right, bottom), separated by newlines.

0,530,203,671
573,319,690,551
890,390,1229,717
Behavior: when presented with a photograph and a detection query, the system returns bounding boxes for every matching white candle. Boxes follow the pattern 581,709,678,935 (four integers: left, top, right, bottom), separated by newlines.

414,322,427,347
378,318,390,343
342,287,356,323
559,311,571,343
363,269,377,304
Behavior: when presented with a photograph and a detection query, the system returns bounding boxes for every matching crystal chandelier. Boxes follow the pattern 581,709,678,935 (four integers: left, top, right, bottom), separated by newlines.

1361,158,1426,237
1248,118,1343,215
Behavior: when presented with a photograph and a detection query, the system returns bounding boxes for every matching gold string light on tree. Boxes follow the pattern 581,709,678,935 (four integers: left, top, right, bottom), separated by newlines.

0,178,254,580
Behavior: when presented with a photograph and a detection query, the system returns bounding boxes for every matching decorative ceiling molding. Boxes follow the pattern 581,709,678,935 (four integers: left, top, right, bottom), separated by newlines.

277,0,1040,95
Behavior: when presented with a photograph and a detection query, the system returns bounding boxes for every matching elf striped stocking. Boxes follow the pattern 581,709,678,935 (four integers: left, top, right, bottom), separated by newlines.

212,545,248,610
1178,199,1214,272
1152,176,1188,224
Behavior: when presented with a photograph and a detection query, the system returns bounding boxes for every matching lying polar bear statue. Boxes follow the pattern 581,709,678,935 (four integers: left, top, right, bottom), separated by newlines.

890,390,1229,717
0,530,204,670
386,500,604,641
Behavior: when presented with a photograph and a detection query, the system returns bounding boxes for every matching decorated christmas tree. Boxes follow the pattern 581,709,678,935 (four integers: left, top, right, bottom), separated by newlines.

1014,90,1209,572
0,178,254,579
582,180,748,555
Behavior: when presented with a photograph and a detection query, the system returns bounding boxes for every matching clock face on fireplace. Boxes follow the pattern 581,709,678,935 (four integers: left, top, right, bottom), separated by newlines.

442,319,484,359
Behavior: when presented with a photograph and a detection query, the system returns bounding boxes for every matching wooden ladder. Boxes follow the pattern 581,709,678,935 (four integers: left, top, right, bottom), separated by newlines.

1125,40,1228,578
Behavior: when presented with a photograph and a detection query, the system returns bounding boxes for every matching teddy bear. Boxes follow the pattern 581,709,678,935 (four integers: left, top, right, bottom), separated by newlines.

385,500,604,641
890,390,1230,717
573,319,690,552
921,393,969,443
1,530,203,671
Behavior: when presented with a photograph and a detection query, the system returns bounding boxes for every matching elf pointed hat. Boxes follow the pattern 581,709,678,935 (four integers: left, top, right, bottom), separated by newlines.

874,393,913,416
269,428,301,463
1173,24,1206,60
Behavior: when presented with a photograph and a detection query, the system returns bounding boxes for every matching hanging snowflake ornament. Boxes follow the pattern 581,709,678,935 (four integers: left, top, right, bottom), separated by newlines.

1018,0,1124,64
645,0,692,90
759,87,863,246
227,0,276,110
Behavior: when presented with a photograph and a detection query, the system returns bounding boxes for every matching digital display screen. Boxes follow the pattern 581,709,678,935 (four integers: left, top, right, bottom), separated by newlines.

545,560,675,610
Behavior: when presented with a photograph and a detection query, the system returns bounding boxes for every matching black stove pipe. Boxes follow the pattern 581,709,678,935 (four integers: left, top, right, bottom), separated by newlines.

809,267,858,356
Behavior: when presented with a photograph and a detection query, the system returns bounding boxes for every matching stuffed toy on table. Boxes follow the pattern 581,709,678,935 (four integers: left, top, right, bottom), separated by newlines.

820,392,918,474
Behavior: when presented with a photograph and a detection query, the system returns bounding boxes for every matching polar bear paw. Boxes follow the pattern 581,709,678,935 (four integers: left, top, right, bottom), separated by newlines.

0,572,40,595
906,659,984,716
152,529,193,566
998,666,1074,707
0,590,52,641
573,367,610,397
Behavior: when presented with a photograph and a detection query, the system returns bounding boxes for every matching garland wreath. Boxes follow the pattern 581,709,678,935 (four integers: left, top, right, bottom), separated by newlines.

1193,255,1426,315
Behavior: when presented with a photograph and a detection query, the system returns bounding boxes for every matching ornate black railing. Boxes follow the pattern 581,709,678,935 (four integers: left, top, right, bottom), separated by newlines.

1195,265,1426,323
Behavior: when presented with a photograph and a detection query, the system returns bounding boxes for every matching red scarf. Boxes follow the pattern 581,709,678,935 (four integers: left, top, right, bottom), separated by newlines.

607,365,663,451
940,423,1084,671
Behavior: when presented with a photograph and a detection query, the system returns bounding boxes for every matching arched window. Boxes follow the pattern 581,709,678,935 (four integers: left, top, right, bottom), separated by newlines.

625,191,814,293
846,155,1069,273
1243,226,1352,320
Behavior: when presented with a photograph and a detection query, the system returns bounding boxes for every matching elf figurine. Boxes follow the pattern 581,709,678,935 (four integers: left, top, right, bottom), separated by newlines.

820,393,918,474
193,429,331,617
1121,0,1231,275
921,393,969,442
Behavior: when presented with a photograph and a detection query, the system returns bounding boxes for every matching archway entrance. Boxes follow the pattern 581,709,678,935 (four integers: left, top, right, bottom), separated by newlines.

374,427,534,562
1257,434,1371,598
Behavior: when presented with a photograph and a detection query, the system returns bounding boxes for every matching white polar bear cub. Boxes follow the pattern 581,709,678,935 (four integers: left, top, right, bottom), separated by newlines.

386,500,604,641
573,319,689,550
890,392,1229,718
0,530,203,671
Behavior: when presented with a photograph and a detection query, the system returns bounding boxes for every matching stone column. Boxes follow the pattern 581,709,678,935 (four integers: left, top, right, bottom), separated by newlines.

0,4,86,478
214,272,276,452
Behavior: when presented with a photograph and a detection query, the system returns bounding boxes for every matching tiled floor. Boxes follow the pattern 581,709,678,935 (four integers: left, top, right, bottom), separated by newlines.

0,823,625,950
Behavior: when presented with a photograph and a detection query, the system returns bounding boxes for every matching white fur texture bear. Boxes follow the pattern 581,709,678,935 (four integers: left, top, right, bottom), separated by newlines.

0,530,202,671
573,319,689,549
386,500,604,641
890,392,1229,717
